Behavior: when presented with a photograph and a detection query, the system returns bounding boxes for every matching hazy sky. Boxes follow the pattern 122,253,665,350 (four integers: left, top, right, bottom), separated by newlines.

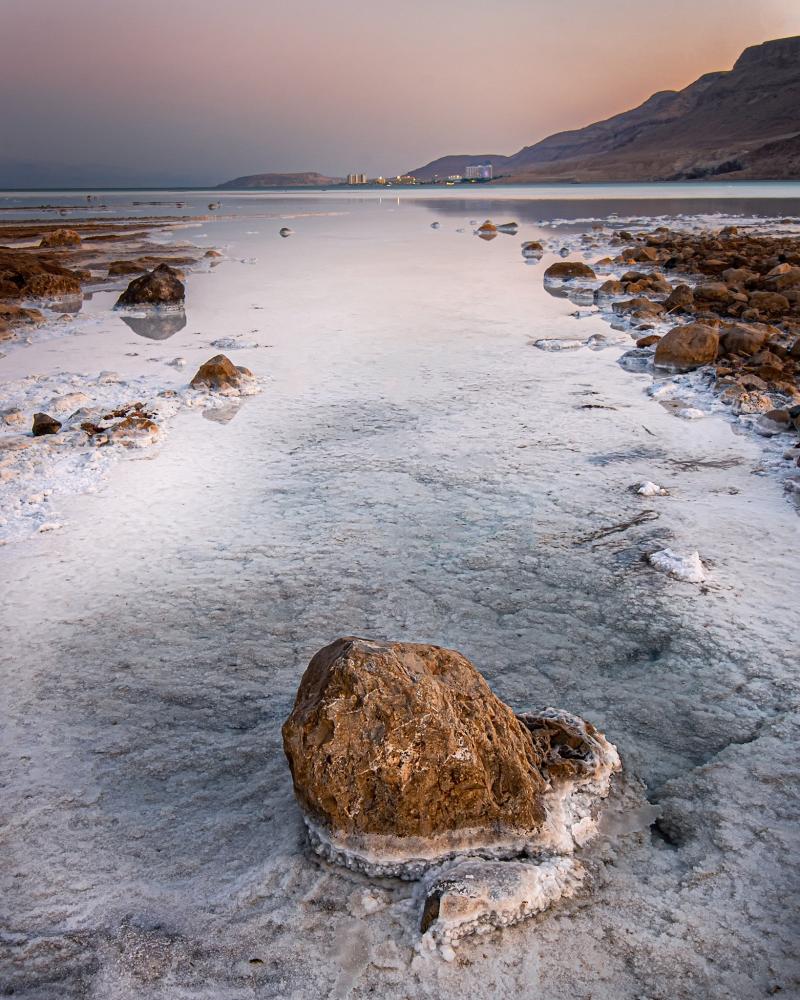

2,0,799,186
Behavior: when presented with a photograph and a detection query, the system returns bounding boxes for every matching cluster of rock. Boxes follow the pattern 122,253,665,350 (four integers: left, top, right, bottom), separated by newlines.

282,637,620,952
0,217,221,340
25,355,254,446
542,225,800,481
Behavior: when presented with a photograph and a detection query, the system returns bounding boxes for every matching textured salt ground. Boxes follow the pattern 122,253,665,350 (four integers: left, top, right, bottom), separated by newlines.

1,196,799,998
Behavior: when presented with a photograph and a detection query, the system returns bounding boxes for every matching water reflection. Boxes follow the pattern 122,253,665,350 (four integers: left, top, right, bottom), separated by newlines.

119,309,187,340
202,403,242,424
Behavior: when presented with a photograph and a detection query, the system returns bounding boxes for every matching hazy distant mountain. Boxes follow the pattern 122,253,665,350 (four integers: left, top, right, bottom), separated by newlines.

411,36,800,183
216,171,342,189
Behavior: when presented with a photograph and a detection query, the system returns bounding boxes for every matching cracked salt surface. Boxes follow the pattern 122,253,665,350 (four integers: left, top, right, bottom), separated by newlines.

1,187,799,998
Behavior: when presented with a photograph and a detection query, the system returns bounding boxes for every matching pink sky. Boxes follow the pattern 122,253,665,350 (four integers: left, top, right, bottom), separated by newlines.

2,0,799,185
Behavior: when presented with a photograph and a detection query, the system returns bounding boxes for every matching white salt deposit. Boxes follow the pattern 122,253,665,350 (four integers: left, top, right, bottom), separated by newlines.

648,548,707,584
636,481,669,497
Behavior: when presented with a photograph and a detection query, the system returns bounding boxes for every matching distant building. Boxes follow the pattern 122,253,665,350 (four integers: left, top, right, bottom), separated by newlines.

447,174,462,182
346,172,368,185
465,162,493,181
394,174,418,185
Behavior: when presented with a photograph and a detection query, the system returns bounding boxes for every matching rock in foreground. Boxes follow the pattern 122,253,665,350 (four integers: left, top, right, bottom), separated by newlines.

114,264,185,308
282,637,619,878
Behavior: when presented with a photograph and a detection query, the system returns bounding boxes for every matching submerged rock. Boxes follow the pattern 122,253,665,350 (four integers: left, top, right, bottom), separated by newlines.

282,637,619,880
279,227,294,238
114,264,185,308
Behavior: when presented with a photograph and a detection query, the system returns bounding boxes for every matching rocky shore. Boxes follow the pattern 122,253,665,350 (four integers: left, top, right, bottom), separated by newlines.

0,216,219,344
536,220,800,500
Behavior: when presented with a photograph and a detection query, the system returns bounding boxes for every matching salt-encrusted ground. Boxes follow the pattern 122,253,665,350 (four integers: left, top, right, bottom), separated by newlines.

1,190,799,999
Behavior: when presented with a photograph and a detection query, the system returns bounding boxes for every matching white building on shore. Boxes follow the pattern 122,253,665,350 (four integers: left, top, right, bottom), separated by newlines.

465,162,493,181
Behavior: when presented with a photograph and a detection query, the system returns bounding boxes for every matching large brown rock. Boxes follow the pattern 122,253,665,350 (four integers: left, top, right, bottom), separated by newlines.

720,323,771,356
282,637,619,876
114,263,185,308
544,261,596,282
654,323,719,370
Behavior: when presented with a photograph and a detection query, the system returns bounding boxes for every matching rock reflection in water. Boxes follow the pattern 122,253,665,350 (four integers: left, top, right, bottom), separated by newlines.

119,309,187,340
202,402,242,424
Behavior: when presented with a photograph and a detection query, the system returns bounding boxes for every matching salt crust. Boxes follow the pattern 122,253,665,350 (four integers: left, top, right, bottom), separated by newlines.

303,708,620,952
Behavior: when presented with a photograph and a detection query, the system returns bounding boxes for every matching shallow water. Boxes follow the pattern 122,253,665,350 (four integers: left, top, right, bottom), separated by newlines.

1,189,799,998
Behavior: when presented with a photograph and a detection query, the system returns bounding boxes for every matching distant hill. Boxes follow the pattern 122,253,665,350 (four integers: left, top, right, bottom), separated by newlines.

410,35,800,183
216,171,342,189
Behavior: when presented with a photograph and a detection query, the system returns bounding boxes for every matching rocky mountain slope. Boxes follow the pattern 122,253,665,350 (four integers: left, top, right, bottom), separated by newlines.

411,36,800,183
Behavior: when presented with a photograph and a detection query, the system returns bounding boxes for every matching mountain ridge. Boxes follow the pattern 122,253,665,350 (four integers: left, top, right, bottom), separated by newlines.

410,35,800,183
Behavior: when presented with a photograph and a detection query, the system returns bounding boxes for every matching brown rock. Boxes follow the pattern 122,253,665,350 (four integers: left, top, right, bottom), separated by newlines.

636,334,661,347
764,264,800,291
476,220,497,234
190,354,246,391
654,323,719,370
720,323,770,356
39,228,82,248
0,249,83,301
694,282,735,306
612,297,664,316
747,290,790,316
664,284,694,313
544,261,596,282
595,279,624,297
32,412,62,436
282,637,618,871
114,264,185,308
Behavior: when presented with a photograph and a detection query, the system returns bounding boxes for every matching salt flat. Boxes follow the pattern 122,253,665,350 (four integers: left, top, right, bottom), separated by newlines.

1,187,799,999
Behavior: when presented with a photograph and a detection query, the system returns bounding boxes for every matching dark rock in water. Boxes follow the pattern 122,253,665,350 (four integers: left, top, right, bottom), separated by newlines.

119,309,187,340
115,264,185,308
618,347,656,372
544,261,596,282
654,323,719,370
190,354,248,391
32,412,62,436
282,636,620,876
279,227,294,238
39,228,82,248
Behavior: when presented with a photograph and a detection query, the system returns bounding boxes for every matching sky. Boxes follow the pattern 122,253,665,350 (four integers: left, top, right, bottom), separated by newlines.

2,0,799,187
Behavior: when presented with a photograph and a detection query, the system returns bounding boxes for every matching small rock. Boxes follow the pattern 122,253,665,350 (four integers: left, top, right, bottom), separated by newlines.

115,264,185,308
190,354,249,391
32,412,62,436
279,227,294,238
